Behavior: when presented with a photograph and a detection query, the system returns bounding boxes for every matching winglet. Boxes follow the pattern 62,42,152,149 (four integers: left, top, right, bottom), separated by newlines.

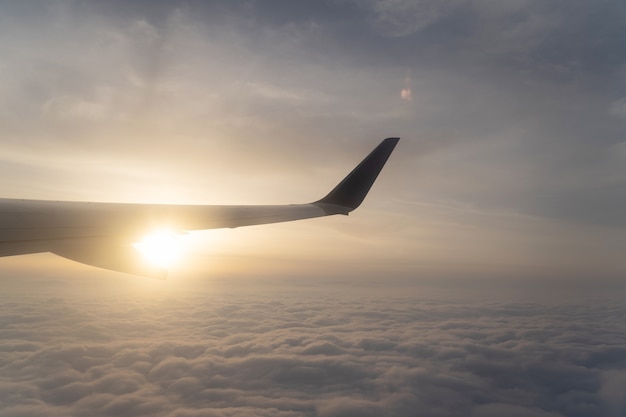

314,137,399,213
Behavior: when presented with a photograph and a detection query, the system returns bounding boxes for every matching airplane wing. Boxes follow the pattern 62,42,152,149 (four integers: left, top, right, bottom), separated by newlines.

0,137,399,278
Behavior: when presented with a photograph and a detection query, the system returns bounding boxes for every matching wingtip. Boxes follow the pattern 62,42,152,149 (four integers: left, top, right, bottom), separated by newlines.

315,137,399,212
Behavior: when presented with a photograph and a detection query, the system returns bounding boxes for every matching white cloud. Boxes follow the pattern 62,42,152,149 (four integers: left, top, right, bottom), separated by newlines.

1,285,624,416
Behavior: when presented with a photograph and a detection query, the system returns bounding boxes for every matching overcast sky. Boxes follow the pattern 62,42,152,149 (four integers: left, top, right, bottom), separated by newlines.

2,1,626,416
1,0,626,281
2,0,626,282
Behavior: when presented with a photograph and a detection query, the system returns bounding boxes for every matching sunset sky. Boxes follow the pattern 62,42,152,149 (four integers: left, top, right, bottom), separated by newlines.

2,1,626,416
1,0,624,282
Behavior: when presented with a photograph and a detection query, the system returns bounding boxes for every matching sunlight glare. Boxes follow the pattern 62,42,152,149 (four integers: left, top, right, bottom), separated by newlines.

133,229,183,269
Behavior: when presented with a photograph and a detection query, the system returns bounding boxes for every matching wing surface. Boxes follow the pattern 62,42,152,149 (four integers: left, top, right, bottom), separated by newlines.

0,137,399,277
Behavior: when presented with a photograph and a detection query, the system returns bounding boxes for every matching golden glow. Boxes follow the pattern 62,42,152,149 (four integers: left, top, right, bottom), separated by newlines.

133,229,183,269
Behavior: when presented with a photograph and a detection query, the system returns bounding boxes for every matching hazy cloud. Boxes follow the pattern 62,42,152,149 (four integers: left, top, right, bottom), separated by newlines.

349,0,461,37
609,98,626,120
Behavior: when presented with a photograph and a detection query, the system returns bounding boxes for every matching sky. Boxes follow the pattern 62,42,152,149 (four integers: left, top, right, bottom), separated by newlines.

1,0,626,416
1,0,625,282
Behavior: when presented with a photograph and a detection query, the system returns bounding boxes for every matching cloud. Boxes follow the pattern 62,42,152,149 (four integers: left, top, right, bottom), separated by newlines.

1,284,626,416
0,5,624,416
350,0,461,37
609,98,626,120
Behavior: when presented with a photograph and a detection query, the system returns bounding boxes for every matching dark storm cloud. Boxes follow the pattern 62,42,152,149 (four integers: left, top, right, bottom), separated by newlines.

2,287,626,417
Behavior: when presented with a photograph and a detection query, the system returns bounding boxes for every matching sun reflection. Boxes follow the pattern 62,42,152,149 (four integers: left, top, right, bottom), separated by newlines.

133,229,183,269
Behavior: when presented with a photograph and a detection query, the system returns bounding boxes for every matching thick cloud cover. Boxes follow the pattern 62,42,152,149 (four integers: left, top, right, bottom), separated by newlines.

2,280,626,417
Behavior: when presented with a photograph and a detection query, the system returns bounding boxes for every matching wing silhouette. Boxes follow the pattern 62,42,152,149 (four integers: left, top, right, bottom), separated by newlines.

0,138,399,278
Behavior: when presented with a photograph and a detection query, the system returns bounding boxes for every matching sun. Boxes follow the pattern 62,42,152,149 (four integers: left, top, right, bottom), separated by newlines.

133,229,183,269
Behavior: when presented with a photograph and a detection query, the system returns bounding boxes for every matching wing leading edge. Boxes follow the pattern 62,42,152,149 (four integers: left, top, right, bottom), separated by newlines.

0,137,399,278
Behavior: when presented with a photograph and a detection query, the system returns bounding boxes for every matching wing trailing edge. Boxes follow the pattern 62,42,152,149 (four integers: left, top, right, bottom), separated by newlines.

51,238,167,280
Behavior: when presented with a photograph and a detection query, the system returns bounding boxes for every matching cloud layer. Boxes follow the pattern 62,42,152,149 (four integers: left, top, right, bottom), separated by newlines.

2,282,626,417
